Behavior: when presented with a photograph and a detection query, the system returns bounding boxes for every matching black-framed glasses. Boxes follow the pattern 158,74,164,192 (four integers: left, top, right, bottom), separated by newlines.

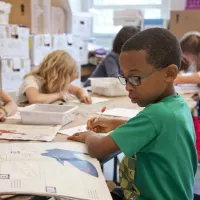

118,67,163,86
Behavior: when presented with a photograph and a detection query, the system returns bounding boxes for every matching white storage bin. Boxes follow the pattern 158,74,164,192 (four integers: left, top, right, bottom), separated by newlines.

0,2,11,25
90,78,128,97
20,104,78,125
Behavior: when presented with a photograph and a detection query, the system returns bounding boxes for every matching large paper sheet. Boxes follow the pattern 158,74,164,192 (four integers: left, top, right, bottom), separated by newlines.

0,142,112,200
0,124,61,141
98,108,140,118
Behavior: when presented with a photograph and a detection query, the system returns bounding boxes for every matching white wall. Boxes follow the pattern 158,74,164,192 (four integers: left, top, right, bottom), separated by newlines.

69,0,82,12
171,0,186,10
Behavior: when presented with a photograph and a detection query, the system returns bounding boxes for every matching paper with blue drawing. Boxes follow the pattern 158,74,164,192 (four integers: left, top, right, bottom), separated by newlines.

0,142,112,200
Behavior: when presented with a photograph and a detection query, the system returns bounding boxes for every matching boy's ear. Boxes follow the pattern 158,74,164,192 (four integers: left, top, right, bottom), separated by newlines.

164,64,178,82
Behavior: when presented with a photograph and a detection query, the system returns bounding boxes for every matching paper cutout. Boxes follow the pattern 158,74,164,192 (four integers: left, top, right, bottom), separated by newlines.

41,149,98,177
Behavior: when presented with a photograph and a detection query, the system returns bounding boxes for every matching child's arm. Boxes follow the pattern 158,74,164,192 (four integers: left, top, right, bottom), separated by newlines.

86,135,119,159
68,83,92,104
69,117,127,159
68,132,119,160
69,114,157,160
25,88,63,104
0,91,17,121
87,117,127,133
174,73,200,84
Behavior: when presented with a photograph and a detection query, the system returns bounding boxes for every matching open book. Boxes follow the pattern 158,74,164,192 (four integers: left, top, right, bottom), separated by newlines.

0,142,112,200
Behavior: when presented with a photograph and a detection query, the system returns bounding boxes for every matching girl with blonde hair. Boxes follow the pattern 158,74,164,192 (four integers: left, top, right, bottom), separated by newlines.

175,32,200,84
17,50,91,105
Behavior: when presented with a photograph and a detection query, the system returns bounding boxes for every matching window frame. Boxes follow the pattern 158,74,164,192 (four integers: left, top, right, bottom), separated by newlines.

88,0,171,36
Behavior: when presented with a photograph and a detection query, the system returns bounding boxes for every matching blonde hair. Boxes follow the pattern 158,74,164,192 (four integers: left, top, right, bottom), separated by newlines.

180,32,200,71
25,50,78,93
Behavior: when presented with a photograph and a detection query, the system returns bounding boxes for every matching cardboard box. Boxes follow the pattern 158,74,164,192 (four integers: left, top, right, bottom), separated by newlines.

0,25,29,59
30,34,52,66
0,1,12,25
4,0,51,34
52,34,67,50
170,10,200,40
51,6,66,34
72,13,92,39
0,59,31,92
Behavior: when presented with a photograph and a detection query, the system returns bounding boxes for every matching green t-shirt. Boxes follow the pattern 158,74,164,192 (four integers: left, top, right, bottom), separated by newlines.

111,94,198,200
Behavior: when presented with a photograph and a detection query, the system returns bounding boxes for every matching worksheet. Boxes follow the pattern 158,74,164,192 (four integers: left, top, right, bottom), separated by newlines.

0,142,112,200
0,124,61,141
59,125,87,136
98,108,141,118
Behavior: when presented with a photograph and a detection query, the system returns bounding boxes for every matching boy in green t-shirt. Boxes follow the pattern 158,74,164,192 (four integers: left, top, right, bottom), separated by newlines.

68,28,198,200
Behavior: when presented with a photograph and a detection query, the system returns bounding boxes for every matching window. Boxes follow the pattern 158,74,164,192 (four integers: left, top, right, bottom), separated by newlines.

93,9,122,34
90,0,171,35
93,0,162,6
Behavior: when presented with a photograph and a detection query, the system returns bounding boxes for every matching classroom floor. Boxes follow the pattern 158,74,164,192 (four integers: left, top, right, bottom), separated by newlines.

103,155,200,195
195,165,200,195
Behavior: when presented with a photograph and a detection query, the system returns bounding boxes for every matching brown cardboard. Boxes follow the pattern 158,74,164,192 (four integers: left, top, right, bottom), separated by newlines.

170,10,200,40
4,0,51,34
4,0,31,28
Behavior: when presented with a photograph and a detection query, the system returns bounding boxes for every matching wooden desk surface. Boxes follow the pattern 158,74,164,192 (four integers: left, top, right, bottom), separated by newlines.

0,93,196,199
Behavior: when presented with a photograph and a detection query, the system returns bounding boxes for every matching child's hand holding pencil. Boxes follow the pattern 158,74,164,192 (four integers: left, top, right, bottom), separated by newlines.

87,106,113,133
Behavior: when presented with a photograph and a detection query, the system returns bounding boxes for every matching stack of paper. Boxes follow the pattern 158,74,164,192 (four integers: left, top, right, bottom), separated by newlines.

0,124,61,141
0,142,112,200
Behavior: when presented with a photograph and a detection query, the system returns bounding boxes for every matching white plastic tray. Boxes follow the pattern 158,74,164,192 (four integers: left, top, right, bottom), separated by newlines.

20,104,78,125
90,77,128,97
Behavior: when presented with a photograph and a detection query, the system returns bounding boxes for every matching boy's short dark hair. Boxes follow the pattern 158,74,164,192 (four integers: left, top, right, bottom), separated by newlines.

112,26,139,54
121,28,182,70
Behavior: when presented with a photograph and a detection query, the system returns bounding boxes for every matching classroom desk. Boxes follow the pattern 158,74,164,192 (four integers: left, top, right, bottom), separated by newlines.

0,93,197,200
0,95,137,200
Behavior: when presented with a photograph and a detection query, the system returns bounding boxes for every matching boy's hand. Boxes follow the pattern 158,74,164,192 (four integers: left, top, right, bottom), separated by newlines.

87,117,114,133
68,131,94,143
0,109,6,122
79,95,92,104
